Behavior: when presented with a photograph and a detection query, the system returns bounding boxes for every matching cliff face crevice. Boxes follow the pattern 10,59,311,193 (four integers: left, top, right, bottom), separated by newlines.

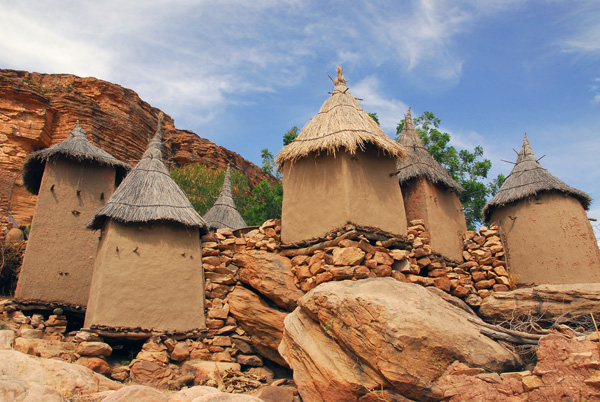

0,69,269,232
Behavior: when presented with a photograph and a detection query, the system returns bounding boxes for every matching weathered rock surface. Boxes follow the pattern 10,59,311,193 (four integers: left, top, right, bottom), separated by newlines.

0,69,271,232
0,330,15,349
102,385,168,402
255,385,296,402
228,286,288,367
168,385,220,402
437,333,600,401
129,359,175,388
479,283,600,322
181,360,241,386
0,374,65,402
234,251,303,311
190,393,266,401
280,309,383,402
76,341,113,357
14,337,76,360
0,349,121,395
281,278,521,402
76,357,112,375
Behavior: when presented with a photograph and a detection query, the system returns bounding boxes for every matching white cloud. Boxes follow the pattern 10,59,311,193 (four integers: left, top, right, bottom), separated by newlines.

351,76,408,135
0,5,112,77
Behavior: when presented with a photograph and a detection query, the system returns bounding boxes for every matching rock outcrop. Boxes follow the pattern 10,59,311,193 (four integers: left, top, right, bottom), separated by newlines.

228,286,288,367
478,283,600,322
280,278,521,402
234,250,304,311
437,332,600,401
0,349,122,395
0,69,270,233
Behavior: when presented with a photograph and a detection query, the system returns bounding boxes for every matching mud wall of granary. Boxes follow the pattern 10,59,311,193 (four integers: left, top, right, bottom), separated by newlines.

401,177,467,262
490,192,600,286
85,220,205,332
281,150,407,244
15,159,116,307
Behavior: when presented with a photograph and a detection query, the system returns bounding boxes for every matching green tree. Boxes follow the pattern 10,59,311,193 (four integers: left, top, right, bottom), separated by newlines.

283,126,299,146
243,180,283,225
368,112,380,126
396,111,504,229
171,164,284,227
260,148,276,177
170,164,252,216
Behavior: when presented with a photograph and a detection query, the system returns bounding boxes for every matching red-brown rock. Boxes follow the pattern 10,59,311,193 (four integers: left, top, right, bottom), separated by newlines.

234,251,303,311
170,342,190,362
75,357,111,375
228,286,288,367
0,69,271,232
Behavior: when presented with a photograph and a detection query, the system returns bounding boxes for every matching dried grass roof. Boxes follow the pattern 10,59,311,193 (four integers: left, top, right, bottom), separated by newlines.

87,116,207,231
275,66,406,166
22,122,131,194
396,108,463,193
203,165,247,230
483,133,591,221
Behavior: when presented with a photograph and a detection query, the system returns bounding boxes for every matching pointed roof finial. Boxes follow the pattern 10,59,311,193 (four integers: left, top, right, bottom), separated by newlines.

516,132,535,164
143,113,165,160
403,107,415,132
334,65,346,86
71,120,86,138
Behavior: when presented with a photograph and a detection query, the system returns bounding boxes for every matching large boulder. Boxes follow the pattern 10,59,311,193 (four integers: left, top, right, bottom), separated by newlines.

0,375,65,402
280,278,521,402
234,250,303,311
0,349,122,395
168,385,220,402
479,283,600,322
228,286,288,367
102,385,168,402
190,393,265,401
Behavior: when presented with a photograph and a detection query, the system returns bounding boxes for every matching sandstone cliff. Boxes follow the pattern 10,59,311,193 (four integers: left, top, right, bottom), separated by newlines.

0,69,269,232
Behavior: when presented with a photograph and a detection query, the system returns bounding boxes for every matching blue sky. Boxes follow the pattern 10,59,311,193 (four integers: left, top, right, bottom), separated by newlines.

1,0,599,236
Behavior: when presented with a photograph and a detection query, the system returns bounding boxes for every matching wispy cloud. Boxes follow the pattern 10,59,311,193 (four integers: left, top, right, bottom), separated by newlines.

0,0,517,130
351,76,408,135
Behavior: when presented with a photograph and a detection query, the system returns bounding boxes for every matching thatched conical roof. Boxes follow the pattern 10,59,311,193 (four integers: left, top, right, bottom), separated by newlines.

275,66,406,166
396,108,463,193
87,116,207,231
203,165,247,230
483,133,591,221
22,122,131,194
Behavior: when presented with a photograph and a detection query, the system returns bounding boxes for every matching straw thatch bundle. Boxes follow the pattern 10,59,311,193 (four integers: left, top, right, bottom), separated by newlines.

22,122,131,194
87,116,207,231
396,108,463,193
203,165,247,230
275,66,405,166
483,133,591,221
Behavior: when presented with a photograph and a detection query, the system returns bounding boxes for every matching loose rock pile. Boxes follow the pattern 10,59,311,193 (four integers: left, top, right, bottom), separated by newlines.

201,219,284,367
282,219,512,308
460,223,511,307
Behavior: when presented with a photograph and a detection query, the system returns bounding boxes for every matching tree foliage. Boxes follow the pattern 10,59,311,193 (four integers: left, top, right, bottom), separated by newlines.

397,111,505,229
368,112,380,126
170,164,282,227
243,180,283,226
283,126,299,146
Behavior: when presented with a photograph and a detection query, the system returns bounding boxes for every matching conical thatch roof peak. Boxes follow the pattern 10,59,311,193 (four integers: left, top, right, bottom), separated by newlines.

483,133,591,221
395,108,463,193
275,66,406,166
87,115,207,231
22,121,131,194
203,165,247,230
